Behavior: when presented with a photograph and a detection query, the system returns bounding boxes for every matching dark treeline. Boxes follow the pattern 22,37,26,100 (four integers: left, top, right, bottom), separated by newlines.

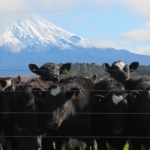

59,63,150,81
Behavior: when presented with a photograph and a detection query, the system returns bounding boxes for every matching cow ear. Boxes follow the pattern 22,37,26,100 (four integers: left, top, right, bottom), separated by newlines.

102,63,111,73
0,80,7,90
129,62,139,73
66,88,80,100
28,64,41,75
91,73,97,82
102,63,110,70
14,75,21,84
32,88,47,99
59,63,71,74
130,90,141,100
92,95,104,104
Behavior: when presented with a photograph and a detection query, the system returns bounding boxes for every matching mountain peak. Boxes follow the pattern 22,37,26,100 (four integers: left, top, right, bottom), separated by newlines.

0,12,87,51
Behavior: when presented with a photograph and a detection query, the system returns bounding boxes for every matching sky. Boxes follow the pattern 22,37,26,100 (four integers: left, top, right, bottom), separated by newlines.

1,0,150,56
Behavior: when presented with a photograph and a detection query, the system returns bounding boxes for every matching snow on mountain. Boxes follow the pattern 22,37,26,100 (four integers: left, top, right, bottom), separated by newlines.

0,12,88,51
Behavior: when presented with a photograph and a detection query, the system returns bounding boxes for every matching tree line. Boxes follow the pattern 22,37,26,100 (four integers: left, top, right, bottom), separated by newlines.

59,63,150,81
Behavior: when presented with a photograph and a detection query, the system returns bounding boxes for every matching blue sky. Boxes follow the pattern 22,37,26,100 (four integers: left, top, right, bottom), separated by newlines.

1,0,150,55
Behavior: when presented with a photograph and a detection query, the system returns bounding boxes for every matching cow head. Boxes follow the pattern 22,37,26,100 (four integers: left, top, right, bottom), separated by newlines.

0,76,21,119
92,91,128,136
102,61,139,85
32,85,80,129
28,62,71,82
14,123,44,150
130,88,150,112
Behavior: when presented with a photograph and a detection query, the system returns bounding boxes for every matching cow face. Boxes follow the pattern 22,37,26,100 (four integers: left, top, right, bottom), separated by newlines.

103,61,139,84
93,91,128,135
32,85,80,129
28,62,71,82
0,76,21,119
130,89,150,112
14,124,43,150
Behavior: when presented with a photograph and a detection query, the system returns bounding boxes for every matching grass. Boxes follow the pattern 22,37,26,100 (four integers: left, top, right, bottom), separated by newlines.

53,140,129,150
123,142,129,150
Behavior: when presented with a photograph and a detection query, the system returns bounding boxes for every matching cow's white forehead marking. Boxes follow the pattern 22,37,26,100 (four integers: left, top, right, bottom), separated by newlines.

112,94,123,105
50,86,61,96
114,62,126,70
6,79,12,87
2,79,12,91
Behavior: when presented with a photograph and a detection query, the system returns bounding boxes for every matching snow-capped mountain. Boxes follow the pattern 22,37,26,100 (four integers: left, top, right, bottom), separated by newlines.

0,12,88,52
0,12,150,76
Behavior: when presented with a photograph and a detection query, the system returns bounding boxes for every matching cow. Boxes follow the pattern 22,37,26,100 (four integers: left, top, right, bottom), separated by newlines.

11,62,72,150
91,77,130,150
0,75,21,150
32,74,95,150
125,76,150,150
87,60,139,150
28,62,71,81
13,123,43,150
13,78,55,150
102,60,139,85
0,75,21,118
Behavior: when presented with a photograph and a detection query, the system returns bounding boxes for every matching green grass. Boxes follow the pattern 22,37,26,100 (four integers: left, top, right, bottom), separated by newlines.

123,142,129,150
94,140,129,150
53,140,129,150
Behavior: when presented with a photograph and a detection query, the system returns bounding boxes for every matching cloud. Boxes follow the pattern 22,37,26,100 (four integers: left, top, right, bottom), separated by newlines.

121,0,150,16
126,47,150,55
135,47,150,55
0,0,29,34
78,39,117,49
0,0,26,11
121,21,150,43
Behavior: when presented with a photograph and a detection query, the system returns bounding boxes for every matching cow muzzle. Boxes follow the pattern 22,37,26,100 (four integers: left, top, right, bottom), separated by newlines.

111,128,123,136
47,120,58,129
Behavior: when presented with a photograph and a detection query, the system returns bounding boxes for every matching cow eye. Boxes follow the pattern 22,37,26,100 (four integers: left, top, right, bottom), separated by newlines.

123,66,129,72
60,102,65,107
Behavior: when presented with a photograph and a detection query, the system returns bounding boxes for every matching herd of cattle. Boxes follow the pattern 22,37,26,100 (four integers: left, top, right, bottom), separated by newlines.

0,60,150,150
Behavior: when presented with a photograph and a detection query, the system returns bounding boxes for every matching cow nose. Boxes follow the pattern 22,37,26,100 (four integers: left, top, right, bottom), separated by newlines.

47,121,58,129
111,128,123,135
54,73,58,78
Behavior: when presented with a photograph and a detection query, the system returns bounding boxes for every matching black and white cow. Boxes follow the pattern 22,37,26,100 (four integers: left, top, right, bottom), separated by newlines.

28,62,71,82
91,77,130,150
102,60,139,85
32,74,95,150
125,76,150,150
0,76,21,150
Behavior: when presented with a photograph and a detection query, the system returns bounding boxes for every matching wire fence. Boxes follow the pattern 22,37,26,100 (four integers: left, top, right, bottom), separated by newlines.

0,71,150,140
0,136,150,138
